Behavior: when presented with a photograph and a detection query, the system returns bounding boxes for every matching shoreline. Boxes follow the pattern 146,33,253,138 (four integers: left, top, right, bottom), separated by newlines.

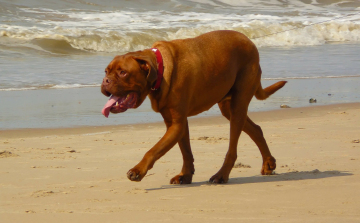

1,102,359,139
1,57,359,130
1,74,359,92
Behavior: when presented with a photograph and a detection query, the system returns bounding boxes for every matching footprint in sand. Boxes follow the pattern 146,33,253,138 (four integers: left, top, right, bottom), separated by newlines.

30,190,58,198
126,188,148,194
0,151,19,158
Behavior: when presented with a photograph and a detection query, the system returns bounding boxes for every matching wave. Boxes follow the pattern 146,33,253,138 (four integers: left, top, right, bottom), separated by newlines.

1,1,360,54
1,19,360,54
30,38,87,54
170,21,360,47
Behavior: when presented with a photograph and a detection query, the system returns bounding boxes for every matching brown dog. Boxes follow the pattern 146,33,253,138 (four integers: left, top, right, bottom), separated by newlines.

101,30,286,184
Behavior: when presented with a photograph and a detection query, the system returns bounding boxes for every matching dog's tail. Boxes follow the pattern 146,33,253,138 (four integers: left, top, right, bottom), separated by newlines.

255,81,287,100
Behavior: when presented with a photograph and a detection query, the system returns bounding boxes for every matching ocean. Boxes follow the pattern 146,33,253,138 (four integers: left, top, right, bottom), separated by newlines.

0,0,359,129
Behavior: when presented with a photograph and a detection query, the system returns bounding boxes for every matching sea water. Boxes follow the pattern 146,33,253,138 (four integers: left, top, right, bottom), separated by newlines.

0,0,359,129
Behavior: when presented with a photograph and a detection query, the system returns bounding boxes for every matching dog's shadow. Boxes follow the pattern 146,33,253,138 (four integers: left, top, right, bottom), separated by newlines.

146,169,352,191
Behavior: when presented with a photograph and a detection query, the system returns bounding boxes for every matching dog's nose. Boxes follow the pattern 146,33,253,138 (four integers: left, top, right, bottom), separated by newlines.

103,77,111,85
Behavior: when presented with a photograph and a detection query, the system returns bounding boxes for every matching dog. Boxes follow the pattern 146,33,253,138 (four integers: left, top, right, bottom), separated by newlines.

101,30,286,184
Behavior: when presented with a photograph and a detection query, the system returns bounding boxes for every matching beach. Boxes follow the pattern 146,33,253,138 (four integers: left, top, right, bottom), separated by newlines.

1,103,360,222
1,0,360,222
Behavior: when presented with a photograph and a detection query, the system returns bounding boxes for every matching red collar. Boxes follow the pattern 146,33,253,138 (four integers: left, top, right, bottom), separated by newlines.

151,48,164,91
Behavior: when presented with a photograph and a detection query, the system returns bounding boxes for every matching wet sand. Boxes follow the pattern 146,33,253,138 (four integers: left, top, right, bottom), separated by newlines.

1,103,360,222
1,77,359,130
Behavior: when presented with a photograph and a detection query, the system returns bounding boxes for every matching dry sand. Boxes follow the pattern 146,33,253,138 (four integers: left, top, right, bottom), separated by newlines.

1,103,359,222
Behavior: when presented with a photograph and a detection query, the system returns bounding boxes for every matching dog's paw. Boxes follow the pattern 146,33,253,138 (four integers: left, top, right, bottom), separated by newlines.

261,156,276,175
127,168,146,182
209,172,229,184
170,174,193,185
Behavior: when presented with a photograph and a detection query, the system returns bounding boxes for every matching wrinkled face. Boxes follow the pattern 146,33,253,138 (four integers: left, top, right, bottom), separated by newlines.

101,53,154,117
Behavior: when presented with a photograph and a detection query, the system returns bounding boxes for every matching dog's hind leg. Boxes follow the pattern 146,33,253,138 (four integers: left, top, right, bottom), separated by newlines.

244,118,276,175
210,71,257,183
218,100,276,176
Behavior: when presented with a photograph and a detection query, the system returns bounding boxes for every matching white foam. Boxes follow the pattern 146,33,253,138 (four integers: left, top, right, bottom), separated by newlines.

0,84,101,91
2,16,360,53
0,87,39,91
50,84,101,89
263,75,360,80
1,1,360,53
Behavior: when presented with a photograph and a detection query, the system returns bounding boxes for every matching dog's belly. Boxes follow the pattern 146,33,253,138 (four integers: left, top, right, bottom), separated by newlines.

186,80,233,117
187,104,215,117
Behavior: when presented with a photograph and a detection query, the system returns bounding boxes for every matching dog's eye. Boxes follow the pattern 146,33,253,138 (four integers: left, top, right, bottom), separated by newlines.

119,70,127,77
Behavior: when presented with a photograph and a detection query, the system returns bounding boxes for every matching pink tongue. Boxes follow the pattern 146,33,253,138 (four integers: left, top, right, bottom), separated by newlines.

101,95,120,118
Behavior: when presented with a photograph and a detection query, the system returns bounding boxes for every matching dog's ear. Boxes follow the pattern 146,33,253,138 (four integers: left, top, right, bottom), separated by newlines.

133,55,157,86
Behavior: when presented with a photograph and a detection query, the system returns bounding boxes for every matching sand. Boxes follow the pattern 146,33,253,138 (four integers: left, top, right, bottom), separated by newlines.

1,103,359,222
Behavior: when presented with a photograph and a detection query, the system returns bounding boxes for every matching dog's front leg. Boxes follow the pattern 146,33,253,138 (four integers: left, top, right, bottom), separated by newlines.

127,118,186,182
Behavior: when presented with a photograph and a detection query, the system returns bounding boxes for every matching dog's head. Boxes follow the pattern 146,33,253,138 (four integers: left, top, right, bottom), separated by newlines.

101,50,158,117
